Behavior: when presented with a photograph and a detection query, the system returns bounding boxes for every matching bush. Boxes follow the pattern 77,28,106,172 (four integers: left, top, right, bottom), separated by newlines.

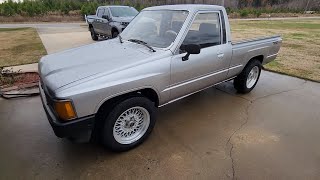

2,3,15,16
253,9,262,17
239,9,249,17
226,7,233,14
80,2,98,16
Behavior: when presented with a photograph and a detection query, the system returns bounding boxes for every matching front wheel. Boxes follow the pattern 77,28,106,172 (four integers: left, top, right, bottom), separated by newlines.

101,96,156,152
112,31,119,38
234,60,262,94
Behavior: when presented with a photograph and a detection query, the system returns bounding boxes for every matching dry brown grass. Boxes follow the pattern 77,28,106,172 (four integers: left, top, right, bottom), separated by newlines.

0,28,46,67
230,18,320,82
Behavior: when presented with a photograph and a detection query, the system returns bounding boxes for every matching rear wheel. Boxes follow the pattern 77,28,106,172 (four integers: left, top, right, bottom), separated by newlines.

90,26,98,41
101,96,156,152
234,60,262,94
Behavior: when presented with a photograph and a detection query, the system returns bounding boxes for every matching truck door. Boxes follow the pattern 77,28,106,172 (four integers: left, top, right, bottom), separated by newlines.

93,8,105,34
169,11,232,100
100,8,112,37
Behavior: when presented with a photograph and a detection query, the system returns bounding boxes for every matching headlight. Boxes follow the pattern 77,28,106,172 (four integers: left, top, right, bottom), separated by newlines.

54,100,77,120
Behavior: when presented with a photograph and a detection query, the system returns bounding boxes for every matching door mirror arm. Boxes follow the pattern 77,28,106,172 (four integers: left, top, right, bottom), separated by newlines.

182,53,190,61
180,44,201,61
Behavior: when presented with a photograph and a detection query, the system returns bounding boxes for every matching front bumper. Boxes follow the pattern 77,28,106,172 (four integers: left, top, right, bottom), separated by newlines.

39,83,95,141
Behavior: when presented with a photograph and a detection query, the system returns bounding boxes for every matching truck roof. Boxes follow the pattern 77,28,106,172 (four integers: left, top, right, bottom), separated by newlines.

98,5,132,8
144,4,224,12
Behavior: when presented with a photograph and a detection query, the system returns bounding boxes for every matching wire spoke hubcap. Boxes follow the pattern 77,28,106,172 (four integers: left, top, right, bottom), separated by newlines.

113,107,150,144
246,66,259,88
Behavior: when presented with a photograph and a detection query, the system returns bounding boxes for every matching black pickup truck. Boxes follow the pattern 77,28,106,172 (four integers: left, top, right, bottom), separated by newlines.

86,5,138,40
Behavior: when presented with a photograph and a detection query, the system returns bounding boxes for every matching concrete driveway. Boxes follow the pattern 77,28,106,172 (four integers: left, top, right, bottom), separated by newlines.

1,24,320,180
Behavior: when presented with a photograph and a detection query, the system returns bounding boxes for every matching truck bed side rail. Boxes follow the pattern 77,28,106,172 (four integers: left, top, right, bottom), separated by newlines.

232,35,281,45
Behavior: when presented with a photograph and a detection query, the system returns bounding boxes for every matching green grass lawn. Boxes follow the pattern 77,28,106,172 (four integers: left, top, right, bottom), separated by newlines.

0,28,46,67
230,18,320,82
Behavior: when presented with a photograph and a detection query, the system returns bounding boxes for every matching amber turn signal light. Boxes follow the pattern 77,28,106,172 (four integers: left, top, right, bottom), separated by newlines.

54,100,76,120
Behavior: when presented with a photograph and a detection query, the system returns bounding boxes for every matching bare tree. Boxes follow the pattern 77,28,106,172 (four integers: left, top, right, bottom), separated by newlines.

304,0,310,12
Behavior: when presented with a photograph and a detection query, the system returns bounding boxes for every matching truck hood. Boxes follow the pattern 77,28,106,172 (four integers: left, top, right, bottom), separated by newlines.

39,39,154,91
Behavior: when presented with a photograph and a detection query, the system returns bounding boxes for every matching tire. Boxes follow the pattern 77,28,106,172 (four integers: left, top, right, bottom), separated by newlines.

101,96,156,152
112,31,119,38
234,60,262,94
90,26,98,41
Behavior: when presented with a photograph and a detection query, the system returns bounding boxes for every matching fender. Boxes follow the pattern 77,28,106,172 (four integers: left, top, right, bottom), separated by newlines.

94,86,161,114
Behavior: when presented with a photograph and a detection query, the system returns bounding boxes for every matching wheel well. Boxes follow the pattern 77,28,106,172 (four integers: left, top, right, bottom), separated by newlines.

244,55,264,69
92,88,159,142
138,89,159,106
250,55,264,64
98,89,159,111
89,24,93,28
112,27,118,34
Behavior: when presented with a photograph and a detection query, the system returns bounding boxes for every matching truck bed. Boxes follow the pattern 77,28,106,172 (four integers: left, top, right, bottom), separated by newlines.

227,35,282,78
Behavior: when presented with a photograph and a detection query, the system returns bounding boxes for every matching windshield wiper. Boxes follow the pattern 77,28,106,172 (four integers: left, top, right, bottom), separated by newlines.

128,39,156,52
118,34,123,43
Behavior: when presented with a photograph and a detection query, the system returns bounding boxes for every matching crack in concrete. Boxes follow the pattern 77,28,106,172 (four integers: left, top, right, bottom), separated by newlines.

224,101,251,180
229,143,235,179
216,80,307,180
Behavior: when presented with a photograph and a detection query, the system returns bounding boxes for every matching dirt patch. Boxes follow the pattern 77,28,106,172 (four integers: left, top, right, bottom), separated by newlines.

230,19,320,82
0,72,39,91
0,28,46,67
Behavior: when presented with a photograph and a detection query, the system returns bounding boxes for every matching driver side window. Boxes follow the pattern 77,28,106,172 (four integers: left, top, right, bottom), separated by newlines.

97,8,104,18
182,12,221,49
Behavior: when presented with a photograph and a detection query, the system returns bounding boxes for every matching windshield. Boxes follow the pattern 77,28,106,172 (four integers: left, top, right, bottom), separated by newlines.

121,10,189,48
110,7,138,17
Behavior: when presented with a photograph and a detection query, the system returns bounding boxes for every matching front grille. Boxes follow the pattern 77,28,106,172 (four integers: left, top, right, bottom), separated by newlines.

122,22,129,26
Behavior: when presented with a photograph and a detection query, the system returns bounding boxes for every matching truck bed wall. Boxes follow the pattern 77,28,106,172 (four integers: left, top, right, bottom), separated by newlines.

227,36,282,78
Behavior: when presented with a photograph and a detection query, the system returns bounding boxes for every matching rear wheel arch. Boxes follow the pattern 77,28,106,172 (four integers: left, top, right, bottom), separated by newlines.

246,55,264,66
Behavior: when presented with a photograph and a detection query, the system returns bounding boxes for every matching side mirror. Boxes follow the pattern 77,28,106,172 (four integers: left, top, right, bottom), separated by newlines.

180,44,201,61
102,15,110,21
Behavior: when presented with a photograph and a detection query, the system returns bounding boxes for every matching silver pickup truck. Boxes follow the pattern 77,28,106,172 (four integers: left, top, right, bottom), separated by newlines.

39,5,281,151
